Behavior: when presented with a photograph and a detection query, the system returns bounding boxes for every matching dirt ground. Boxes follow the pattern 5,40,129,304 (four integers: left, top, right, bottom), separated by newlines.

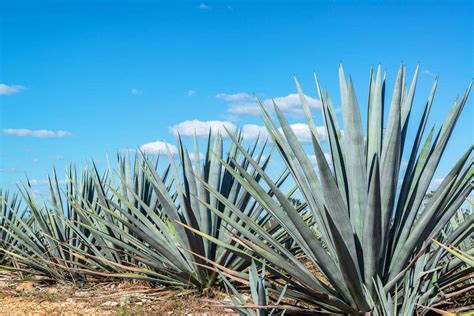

0,272,235,315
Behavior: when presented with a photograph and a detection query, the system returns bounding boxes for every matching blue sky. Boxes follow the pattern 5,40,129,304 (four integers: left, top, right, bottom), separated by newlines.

0,0,472,194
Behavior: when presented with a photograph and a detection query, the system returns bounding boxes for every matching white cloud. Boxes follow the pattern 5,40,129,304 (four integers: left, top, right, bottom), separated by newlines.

422,70,435,77
216,92,252,102
29,179,70,186
223,93,321,117
140,141,178,155
2,129,72,138
169,120,326,144
188,90,196,96
170,120,236,137
227,102,262,116
139,140,204,160
0,84,25,96
286,123,312,142
52,155,64,161
131,88,143,95
0,167,17,173
241,124,268,140
266,94,321,114
198,3,210,9
278,123,327,143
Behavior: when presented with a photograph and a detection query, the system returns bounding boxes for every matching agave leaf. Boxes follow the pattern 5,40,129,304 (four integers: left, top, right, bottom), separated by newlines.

341,75,367,239
379,66,403,251
363,155,382,295
432,239,474,267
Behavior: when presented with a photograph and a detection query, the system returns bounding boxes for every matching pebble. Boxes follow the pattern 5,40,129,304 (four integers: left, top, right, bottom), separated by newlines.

101,301,119,307
16,282,34,292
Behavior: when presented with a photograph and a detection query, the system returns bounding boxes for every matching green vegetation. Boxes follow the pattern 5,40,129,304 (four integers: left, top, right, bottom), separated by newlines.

1,65,472,314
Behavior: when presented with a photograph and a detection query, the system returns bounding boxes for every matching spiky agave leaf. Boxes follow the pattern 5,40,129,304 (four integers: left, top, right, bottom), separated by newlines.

196,65,472,313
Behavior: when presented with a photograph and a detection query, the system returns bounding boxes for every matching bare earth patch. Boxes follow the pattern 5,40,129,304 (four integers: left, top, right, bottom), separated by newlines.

0,272,235,315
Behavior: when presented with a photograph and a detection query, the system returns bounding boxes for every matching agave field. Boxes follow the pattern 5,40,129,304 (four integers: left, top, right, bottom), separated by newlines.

1,65,472,315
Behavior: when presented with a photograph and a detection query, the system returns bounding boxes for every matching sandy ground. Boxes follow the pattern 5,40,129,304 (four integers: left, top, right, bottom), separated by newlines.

0,272,235,315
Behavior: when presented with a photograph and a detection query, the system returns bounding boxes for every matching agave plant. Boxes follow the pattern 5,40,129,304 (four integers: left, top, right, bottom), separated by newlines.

71,133,298,289
218,260,289,316
0,169,135,281
193,65,473,313
0,190,24,266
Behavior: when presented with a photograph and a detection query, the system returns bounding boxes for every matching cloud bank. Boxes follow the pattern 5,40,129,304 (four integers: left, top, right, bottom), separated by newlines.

218,92,321,117
2,129,72,138
0,84,25,96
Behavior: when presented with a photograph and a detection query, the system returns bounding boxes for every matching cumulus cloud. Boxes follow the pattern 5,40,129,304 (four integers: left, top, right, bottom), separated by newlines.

216,92,252,102
198,3,210,9
169,120,327,143
2,129,72,138
241,123,326,143
140,141,178,155
422,70,435,77
0,84,25,96
131,88,143,95
221,92,321,117
29,179,70,186
241,124,268,140
170,120,236,137
0,167,17,173
266,94,321,114
277,123,327,143
139,140,204,160
286,123,312,142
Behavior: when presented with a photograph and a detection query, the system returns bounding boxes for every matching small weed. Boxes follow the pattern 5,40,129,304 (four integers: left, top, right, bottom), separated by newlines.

115,304,145,316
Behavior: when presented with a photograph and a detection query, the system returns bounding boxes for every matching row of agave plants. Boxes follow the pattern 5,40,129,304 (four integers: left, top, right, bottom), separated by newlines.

1,65,473,314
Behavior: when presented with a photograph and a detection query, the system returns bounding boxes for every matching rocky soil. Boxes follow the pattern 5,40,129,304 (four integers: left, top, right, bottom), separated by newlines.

0,271,233,315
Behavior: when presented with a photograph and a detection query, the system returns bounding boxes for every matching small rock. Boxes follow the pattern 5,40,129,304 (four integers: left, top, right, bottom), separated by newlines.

16,282,34,292
45,288,58,294
101,301,119,307
119,295,130,306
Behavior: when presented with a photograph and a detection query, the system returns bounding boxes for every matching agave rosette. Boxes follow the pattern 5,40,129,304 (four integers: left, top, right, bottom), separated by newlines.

195,65,472,313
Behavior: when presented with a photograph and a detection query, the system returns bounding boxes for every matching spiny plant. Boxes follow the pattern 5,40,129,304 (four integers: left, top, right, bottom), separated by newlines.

0,190,23,266
0,64,471,314
219,261,290,315
70,133,298,289
364,206,473,315
0,134,300,288
193,65,473,313
0,169,133,281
